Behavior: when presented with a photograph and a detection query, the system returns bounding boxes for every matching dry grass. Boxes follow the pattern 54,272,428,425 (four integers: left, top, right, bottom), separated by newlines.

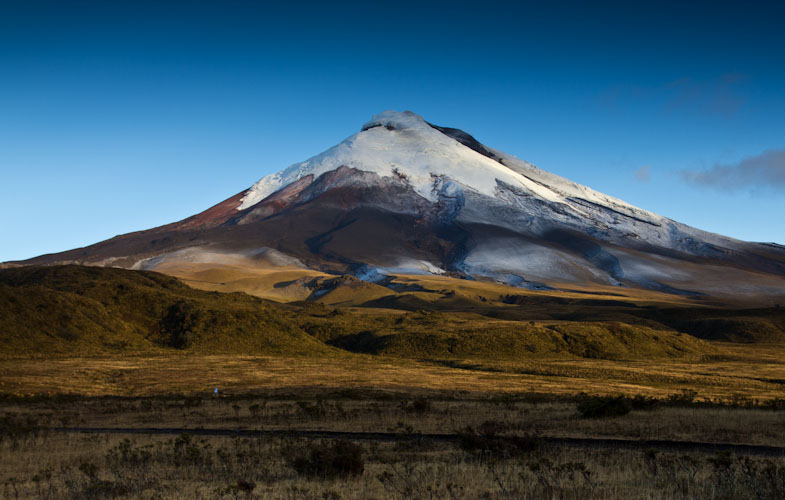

4,265,785,498
5,392,785,447
154,260,761,309
4,344,785,499
157,261,332,303
2,397,785,499
4,265,783,361
2,341,785,401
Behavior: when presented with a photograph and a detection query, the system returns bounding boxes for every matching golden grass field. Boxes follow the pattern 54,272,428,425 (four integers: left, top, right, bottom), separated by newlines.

160,259,713,308
2,340,785,401
3,264,785,498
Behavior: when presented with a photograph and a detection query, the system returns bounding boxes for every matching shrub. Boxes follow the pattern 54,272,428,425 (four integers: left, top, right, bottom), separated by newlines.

626,394,658,410
402,397,430,414
666,389,698,406
289,440,364,478
296,401,326,418
0,413,40,444
458,422,540,458
158,300,202,349
577,396,632,418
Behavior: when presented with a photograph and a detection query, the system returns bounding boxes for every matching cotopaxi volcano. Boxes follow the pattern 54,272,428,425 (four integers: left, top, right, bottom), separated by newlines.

9,111,785,302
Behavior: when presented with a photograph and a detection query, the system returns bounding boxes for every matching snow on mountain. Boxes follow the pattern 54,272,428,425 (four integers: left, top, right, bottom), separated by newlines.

238,110,737,257
228,110,785,297
240,110,651,218
238,110,564,209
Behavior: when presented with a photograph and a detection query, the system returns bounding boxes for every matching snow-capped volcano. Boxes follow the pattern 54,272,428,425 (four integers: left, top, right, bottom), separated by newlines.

243,111,635,213
238,111,688,252
240,111,569,208
9,111,785,300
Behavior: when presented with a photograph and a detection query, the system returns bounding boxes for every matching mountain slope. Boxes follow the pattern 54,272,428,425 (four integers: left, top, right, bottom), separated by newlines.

0,265,330,356
8,111,785,302
2,265,731,360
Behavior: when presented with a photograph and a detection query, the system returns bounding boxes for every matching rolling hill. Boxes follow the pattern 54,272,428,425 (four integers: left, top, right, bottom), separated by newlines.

4,265,784,361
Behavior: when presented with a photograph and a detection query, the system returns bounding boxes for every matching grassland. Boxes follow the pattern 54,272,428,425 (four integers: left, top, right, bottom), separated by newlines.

2,265,785,498
0,265,332,356
2,391,785,499
4,265,784,362
2,343,785,402
3,265,785,403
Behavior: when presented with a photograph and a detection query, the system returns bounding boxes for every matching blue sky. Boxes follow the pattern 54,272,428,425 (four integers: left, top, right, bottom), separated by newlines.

2,0,784,261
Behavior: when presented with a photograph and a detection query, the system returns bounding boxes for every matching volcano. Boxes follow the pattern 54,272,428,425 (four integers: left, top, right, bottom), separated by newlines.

9,111,785,303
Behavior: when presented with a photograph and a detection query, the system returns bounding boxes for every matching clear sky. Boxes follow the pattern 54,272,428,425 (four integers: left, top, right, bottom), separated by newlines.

2,0,784,262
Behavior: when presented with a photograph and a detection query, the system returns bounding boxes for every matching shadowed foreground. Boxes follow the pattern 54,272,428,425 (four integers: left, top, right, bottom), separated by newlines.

2,392,785,499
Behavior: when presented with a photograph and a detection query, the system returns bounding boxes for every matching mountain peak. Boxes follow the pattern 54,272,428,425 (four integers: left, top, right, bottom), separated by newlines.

238,110,561,211
364,111,504,165
361,110,428,132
